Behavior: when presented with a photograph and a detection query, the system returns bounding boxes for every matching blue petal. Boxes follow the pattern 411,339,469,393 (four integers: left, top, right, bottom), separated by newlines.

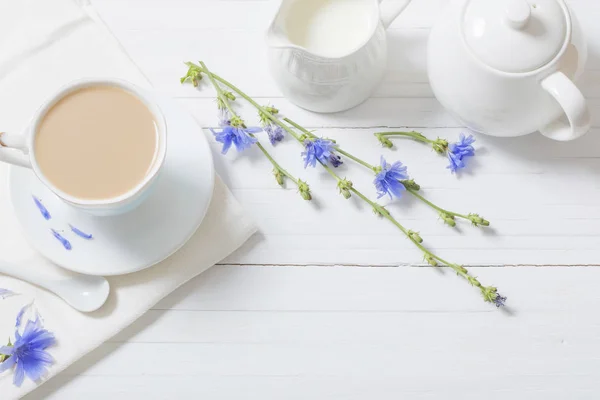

21,355,48,383
15,302,32,330
32,196,51,220
13,361,25,387
51,230,72,250
0,354,16,373
0,288,17,299
69,225,93,240
26,330,56,350
0,346,14,356
245,127,263,134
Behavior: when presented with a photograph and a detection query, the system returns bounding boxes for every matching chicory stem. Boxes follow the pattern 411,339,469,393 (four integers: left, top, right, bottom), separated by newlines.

377,131,434,144
200,62,301,188
182,61,503,306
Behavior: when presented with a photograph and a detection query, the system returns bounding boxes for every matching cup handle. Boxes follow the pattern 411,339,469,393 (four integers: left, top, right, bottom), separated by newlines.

539,71,591,141
0,132,32,169
379,0,412,29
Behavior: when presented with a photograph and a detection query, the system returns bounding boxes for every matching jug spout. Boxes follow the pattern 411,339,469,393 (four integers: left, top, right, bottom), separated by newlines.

266,24,293,49
266,0,305,50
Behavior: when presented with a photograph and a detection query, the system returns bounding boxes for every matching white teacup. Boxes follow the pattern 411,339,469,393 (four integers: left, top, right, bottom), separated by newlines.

0,79,167,216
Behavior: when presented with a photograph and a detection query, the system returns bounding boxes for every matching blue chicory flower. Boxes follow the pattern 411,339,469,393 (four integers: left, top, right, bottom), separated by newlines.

302,138,342,168
51,229,72,250
264,123,284,146
0,289,17,299
32,196,51,220
447,133,475,173
0,309,56,387
69,225,93,240
210,125,261,154
374,156,409,199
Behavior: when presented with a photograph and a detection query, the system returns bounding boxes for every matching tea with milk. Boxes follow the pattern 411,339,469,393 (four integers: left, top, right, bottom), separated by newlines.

34,86,158,200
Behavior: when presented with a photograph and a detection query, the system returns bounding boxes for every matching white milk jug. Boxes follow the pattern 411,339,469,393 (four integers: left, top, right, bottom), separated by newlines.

267,0,412,113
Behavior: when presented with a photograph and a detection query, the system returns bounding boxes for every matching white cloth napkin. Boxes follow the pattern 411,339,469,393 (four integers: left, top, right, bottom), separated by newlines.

0,0,257,398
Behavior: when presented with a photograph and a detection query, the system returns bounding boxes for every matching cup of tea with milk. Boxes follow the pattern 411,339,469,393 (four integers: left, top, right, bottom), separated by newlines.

0,79,166,216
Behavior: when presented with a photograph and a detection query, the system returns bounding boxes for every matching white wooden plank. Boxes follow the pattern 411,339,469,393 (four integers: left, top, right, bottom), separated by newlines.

24,266,600,400
28,375,600,400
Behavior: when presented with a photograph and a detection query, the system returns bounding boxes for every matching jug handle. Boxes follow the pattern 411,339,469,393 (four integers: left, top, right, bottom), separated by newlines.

379,0,412,29
0,132,32,169
539,72,591,141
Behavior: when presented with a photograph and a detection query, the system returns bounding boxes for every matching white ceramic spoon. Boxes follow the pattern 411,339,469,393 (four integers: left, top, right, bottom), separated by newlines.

0,261,110,312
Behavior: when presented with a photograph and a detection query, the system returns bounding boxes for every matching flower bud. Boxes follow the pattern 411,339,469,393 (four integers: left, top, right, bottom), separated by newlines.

264,106,279,115
440,212,456,227
432,138,449,154
408,230,423,243
230,116,244,128
224,91,236,101
481,286,506,307
375,133,393,149
298,180,312,201
468,213,490,227
401,179,420,191
337,179,353,199
424,255,438,267
273,169,284,186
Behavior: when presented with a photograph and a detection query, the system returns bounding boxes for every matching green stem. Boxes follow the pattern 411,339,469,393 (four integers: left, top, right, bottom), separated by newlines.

405,187,470,220
200,62,299,187
347,187,470,281
336,148,376,171
184,62,498,303
282,111,469,222
194,64,303,143
195,62,481,225
377,131,435,145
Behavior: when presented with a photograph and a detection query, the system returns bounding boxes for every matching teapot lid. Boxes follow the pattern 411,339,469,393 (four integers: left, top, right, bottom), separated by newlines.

462,0,569,73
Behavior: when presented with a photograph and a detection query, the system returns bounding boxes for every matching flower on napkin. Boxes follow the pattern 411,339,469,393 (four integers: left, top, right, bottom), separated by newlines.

0,303,56,387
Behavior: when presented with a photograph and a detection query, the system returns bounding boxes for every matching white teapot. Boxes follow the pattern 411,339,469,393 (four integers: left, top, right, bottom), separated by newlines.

267,0,412,113
427,0,590,141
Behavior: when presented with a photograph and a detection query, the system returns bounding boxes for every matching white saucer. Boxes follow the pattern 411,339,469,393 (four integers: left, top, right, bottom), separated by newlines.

8,93,215,276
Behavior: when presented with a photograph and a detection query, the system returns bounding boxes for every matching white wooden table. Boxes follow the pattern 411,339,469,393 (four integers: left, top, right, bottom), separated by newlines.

27,0,600,398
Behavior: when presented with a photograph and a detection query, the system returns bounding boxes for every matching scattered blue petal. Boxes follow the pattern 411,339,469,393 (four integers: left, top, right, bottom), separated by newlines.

15,302,34,331
374,156,410,199
302,138,341,168
0,315,55,387
210,125,260,154
264,123,284,145
0,288,17,299
447,133,475,173
50,229,71,250
69,225,93,240
32,196,51,220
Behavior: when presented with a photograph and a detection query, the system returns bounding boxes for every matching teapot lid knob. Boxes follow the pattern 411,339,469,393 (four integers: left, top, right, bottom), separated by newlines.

505,0,531,30
462,0,569,73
